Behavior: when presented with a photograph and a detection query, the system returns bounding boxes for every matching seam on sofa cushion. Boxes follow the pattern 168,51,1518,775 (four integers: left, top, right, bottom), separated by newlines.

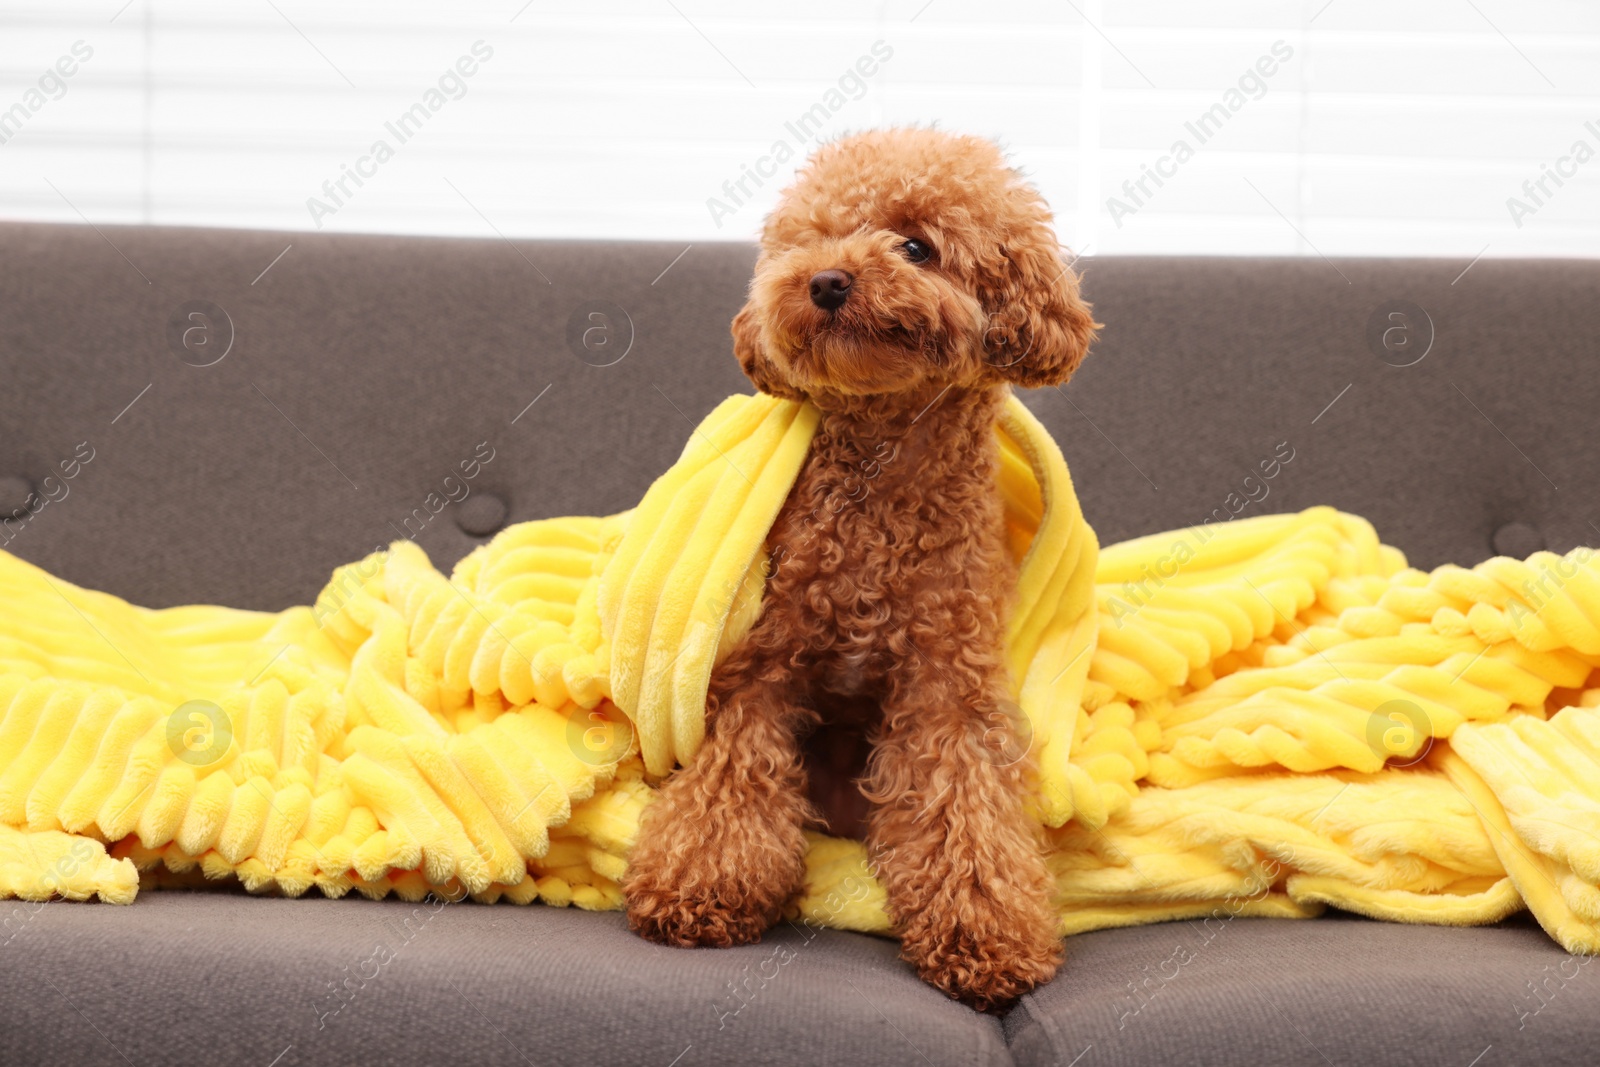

1009,990,1066,1064
977,1011,1016,1066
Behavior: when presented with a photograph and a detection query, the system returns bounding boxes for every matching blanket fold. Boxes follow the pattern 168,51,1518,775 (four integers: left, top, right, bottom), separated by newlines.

2,391,1598,956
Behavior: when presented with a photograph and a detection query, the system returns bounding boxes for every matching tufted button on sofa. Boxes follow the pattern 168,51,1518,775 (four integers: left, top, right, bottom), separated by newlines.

3,221,1598,1067
0,474,32,522
1492,520,1547,559
456,489,510,538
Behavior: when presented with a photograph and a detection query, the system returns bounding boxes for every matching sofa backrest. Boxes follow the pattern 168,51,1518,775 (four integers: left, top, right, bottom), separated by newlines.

3,221,1596,610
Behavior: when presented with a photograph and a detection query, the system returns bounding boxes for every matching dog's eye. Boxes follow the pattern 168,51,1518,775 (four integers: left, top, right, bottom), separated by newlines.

899,238,932,264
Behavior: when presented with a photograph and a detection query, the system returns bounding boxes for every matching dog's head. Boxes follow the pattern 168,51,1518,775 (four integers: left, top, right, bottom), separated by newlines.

733,128,1098,402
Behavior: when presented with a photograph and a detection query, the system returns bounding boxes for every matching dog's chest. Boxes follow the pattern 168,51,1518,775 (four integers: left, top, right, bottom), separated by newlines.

777,481,914,692
776,440,931,591
762,425,1007,687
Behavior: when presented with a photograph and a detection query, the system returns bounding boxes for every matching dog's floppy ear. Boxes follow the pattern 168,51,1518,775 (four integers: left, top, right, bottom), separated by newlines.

981,232,1099,389
732,300,804,400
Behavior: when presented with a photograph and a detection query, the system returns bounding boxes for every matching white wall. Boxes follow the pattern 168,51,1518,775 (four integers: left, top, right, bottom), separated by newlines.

1,0,1597,257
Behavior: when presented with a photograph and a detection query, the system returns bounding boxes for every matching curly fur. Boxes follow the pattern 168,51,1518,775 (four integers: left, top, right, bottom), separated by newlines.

624,128,1098,1012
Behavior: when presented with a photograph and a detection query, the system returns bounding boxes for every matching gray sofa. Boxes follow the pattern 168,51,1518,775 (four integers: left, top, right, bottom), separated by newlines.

3,220,1598,1066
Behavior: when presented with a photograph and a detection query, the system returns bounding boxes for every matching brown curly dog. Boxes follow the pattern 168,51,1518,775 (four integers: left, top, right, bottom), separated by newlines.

624,127,1098,1012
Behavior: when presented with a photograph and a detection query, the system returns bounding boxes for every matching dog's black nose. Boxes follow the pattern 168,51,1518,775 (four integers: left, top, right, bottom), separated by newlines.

809,269,853,310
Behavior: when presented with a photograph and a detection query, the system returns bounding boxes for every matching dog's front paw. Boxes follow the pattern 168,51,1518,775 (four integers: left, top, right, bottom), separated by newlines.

625,875,776,948
901,911,1063,1013
905,925,1062,1012
896,877,1064,1013
622,761,809,949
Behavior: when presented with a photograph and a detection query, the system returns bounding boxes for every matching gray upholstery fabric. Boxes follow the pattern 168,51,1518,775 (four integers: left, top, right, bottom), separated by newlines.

1006,913,1600,1067
4,221,1598,1065
3,891,1006,1067
1042,255,1600,572
0,222,755,609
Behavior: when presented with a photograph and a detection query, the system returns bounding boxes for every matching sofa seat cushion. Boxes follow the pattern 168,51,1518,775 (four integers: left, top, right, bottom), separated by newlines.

1006,912,1598,1067
2,890,1008,1067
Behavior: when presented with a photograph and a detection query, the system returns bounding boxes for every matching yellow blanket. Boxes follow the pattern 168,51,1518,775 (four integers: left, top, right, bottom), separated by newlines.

2,392,1598,957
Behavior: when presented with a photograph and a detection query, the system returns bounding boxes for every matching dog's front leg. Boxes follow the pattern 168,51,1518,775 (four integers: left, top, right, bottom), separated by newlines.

624,645,813,947
864,661,1063,1012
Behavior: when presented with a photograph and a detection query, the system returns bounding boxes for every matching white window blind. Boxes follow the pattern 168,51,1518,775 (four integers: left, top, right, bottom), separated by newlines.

1,0,1596,257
